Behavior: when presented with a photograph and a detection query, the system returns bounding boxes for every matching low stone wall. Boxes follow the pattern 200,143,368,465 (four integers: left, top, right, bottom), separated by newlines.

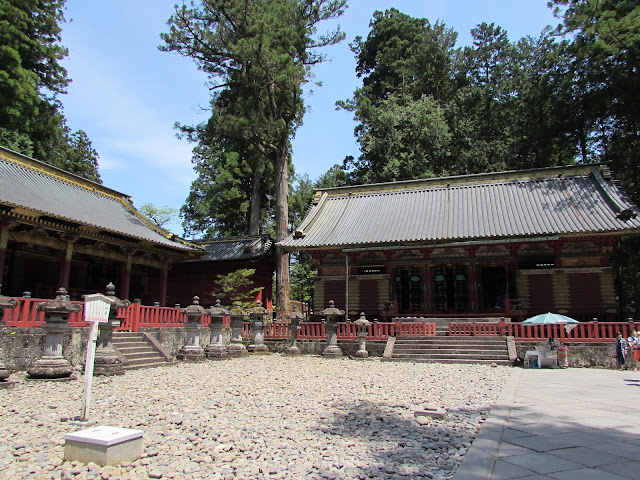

1,327,618,371
0,326,89,371
516,341,616,369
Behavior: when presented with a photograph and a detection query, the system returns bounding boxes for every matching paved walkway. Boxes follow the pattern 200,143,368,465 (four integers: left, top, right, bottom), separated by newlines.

453,367,640,480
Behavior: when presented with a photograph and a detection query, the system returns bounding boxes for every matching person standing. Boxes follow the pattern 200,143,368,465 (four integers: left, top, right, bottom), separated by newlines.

627,329,639,371
615,332,628,370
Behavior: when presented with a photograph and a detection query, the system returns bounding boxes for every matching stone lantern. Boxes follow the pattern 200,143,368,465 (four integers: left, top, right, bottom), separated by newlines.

320,300,345,358
248,301,270,354
177,296,206,362
28,287,81,379
285,305,304,356
0,285,18,383
205,299,229,360
94,283,130,376
354,312,371,358
227,303,248,358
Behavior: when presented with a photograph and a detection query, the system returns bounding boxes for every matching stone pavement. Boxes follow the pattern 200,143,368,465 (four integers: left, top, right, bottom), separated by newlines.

453,367,640,480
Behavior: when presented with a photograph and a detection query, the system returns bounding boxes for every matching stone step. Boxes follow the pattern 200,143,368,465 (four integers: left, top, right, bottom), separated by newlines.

394,346,507,354
393,351,509,359
111,332,173,370
384,357,511,365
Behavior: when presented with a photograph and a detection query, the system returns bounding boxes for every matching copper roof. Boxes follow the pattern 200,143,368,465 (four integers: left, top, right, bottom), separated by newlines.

0,147,197,252
187,236,274,262
280,164,640,250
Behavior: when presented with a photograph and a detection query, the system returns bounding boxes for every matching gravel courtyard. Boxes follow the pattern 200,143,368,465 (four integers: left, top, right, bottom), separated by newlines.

1,356,510,480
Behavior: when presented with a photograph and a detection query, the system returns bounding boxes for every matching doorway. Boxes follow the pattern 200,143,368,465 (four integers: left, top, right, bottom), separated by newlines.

481,267,508,310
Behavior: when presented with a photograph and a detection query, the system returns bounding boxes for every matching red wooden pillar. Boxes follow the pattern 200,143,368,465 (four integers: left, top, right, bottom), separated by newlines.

159,266,168,307
468,262,479,312
58,242,73,290
0,228,8,287
120,255,132,300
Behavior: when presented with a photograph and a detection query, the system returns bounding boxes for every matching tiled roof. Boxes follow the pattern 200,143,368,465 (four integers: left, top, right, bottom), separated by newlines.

187,236,274,262
0,148,197,251
280,164,640,250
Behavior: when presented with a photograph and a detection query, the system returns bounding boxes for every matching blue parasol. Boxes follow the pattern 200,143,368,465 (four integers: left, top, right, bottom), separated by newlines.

522,312,580,333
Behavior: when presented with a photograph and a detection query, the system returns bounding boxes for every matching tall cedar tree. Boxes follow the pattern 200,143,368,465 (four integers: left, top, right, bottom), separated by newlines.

160,0,346,319
550,0,640,318
0,0,101,182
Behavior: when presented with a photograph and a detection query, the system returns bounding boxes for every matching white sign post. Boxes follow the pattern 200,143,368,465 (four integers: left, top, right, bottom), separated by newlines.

80,294,113,423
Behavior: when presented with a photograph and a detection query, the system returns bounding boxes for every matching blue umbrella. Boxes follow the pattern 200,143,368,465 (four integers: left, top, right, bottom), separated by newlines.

522,312,579,333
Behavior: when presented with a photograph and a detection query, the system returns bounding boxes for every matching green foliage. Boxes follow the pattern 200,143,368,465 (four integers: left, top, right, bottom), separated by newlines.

0,127,33,156
138,202,178,229
0,0,100,182
290,251,317,306
162,0,347,318
212,268,264,313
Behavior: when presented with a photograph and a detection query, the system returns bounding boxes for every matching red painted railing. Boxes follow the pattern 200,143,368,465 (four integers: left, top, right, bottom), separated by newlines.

449,320,640,342
4,296,635,343
2,297,87,327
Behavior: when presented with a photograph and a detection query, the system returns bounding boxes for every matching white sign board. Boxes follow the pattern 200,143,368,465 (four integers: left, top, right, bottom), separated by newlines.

84,294,113,323
81,294,115,422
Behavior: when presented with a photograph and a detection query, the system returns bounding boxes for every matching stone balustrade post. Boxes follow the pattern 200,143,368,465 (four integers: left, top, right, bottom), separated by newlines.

248,301,270,354
286,306,304,355
177,296,206,362
205,300,229,360
320,300,345,358
27,287,81,379
227,304,248,358
94,283,130,376
354,312,371,358
0,285,18,384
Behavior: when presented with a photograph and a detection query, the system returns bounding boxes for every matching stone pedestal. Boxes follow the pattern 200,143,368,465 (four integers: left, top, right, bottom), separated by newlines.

321,300,345,358
205,300,229,360
248,301,270,354
354,312,371,358
28,288,80,379
0,286,18,383
285,306,304,356
227,311,247,358
94,283,129,376
177,297,206,362
64,426,143,466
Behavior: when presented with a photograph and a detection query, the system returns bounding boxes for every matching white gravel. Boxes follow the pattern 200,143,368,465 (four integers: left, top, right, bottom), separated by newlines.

0,355,510,480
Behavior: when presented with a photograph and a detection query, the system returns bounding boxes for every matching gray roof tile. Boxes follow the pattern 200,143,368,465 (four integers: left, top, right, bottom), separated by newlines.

187,236,274,262
0,151,196,251
280,164,640,250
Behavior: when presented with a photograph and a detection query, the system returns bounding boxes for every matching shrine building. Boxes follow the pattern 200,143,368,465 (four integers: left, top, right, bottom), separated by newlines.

280,164,640,321
0,146,200,303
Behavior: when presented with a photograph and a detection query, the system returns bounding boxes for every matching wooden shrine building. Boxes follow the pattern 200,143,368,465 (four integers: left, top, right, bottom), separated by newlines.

167,236,276,309
280,164,640,321
0,146,200,304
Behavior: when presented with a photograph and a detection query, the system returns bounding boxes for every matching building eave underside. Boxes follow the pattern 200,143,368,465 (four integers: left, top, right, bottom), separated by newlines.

283,231,635,254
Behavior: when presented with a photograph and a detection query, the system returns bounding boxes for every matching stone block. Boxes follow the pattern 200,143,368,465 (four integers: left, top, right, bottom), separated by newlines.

64,426,143,466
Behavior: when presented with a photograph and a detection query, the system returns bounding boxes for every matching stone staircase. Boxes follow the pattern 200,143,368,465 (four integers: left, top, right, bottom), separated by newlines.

112,332,175,370
389,336,512,365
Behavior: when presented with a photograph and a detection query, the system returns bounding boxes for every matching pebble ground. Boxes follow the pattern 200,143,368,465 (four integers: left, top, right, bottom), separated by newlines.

0,355,510,480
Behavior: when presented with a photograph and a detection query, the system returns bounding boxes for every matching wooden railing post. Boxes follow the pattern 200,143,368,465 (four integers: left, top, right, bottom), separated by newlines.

132,300,141,332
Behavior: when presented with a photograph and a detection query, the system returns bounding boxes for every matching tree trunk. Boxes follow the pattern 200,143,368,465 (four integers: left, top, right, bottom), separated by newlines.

248,158,263,236
274,135,290,321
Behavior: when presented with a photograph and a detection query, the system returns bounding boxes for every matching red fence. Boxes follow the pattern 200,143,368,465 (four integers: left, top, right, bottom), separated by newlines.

449,320,640,342
3,297,636,342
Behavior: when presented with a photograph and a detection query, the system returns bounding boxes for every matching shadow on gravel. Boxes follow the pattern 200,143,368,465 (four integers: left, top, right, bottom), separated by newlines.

312,398,490,480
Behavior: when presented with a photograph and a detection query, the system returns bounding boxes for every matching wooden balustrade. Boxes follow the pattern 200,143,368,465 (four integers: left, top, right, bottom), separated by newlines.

3,296,637,343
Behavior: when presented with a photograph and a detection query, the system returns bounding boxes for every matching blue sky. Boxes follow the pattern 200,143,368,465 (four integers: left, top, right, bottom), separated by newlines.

59,0,559,235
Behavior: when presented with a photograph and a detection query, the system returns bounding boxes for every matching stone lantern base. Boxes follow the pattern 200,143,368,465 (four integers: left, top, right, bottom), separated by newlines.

176,346,205,362
226,344,248,358
248,343,269,354
285,346,301,356
205,344,228,360
27,356,75,379
93,355,125,376
353,350,369,359
322,345,343,358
